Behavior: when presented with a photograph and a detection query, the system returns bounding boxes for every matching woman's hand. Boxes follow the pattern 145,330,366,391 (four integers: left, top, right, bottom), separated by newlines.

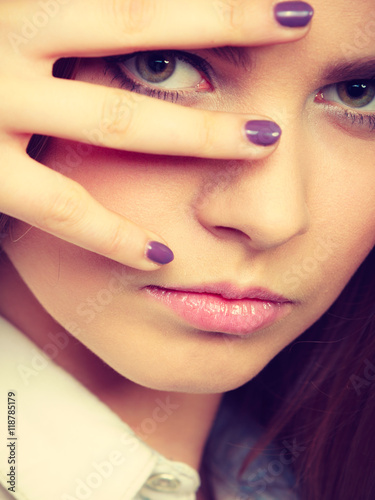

0,0,313,270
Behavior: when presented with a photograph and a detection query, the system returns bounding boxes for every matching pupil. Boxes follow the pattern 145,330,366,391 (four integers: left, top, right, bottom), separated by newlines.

337,80,375,108
148,54,169,74
136,51,175,83
347,83,367,99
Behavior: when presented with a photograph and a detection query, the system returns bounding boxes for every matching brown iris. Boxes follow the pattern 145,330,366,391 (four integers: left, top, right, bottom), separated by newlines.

135,52,176,84
337,81,375,108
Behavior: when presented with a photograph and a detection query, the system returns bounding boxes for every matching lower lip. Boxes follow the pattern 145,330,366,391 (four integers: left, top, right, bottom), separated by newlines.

145,287,292,336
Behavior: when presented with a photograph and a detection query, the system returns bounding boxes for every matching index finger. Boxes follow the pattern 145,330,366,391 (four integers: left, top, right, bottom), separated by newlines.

7,0,314,57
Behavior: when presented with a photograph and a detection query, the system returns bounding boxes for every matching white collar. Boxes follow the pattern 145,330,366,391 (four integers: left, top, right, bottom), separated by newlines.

0,316,200,500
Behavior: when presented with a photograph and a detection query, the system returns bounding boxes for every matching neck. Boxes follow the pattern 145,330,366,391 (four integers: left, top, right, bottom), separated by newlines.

0,254,222,471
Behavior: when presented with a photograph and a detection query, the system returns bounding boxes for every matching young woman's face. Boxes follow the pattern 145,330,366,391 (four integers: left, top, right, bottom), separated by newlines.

4,0,375,393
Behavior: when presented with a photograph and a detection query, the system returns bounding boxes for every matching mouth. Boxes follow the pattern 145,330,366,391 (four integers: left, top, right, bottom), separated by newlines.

143,283,293,336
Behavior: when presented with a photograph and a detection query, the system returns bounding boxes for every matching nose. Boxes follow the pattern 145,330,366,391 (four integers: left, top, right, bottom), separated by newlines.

196,141,310,251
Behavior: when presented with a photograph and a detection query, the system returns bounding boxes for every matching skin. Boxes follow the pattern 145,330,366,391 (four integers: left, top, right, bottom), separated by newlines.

0,0,310,270
1,0,375,496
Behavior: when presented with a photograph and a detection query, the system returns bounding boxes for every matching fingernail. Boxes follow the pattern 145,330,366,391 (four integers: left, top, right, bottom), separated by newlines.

274,2,314,28
146,241,174,265
245,120,282,146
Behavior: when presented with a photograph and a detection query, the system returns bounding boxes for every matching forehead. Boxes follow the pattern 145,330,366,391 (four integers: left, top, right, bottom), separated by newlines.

237,0,375,93
307,0,375,56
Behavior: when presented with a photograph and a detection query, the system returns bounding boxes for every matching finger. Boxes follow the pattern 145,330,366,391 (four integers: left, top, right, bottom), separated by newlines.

4,0,314,57
0,146,174,270
2,78,283,158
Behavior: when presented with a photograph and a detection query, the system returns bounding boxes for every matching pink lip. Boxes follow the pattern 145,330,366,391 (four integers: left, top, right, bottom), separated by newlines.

144,284,293,336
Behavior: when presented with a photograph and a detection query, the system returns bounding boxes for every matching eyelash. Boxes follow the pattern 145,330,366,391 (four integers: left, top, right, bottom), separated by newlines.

104,52,375,132
342,109,375,131
104,51,213,103
315,78,375,132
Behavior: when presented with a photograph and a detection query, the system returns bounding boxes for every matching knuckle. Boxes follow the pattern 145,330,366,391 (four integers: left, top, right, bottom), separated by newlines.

106,0,155,36
36,183,86,232
99,90,137,144
214,0,246,34
98,222,129,258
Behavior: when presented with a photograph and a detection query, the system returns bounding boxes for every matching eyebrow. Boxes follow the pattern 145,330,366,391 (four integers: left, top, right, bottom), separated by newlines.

319,58,375,83
209,46,252,69
206,47,375,84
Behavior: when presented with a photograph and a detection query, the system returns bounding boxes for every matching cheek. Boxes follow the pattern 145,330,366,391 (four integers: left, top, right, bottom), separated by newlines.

3,226,119,325
311,119,375,258
288,127,375,312
46,139,197,233
2,141,198,346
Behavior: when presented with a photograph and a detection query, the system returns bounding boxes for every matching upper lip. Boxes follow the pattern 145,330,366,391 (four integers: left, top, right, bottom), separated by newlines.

146,283,292,303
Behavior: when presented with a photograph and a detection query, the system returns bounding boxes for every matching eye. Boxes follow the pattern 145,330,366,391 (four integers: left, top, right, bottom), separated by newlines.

115,51,212,92
136,52,176,84
316,80,375,110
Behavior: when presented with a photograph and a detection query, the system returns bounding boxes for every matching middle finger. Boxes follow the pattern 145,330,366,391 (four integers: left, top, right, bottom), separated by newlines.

1,76,283,158
6,0,314,58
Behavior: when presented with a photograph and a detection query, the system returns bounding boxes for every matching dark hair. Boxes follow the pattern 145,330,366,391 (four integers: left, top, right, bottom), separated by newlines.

2,54,375,500
233,244,375,499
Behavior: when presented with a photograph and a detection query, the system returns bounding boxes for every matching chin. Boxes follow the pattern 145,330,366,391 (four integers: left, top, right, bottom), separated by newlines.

112,359,261,394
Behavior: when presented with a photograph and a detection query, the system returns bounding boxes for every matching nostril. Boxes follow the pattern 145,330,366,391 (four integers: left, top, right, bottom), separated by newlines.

214,226,251,240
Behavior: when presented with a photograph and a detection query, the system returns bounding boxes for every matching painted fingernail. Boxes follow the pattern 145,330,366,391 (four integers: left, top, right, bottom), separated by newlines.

274,2,314,28
245,120,282,146
146,241,174,265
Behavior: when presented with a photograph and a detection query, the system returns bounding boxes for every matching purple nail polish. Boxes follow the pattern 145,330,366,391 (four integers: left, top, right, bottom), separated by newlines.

146,241,174,265
245,120,282,146
274,2,314,28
